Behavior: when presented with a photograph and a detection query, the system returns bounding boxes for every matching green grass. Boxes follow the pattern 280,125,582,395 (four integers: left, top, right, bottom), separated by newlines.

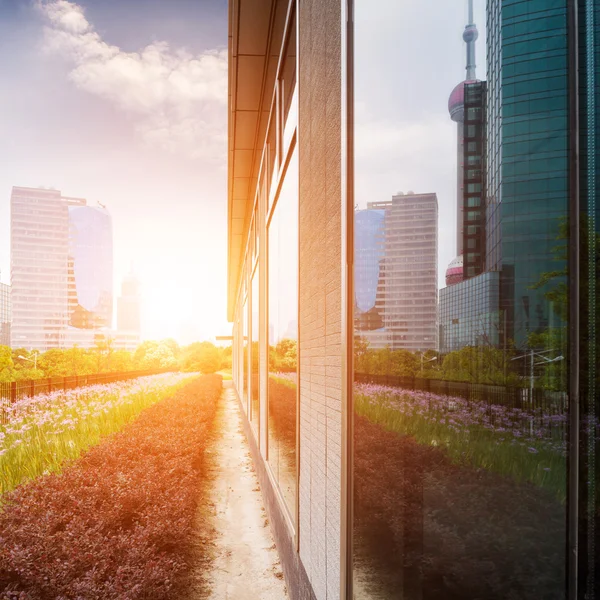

355,392,567,502
0,374,197,496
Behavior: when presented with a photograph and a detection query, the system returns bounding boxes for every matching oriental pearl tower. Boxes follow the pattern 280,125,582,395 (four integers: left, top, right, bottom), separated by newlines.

445,0,479,286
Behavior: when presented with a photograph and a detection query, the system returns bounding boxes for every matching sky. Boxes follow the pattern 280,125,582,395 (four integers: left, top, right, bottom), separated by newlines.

0,0,487,344
0,0,229,344
354,0,487,288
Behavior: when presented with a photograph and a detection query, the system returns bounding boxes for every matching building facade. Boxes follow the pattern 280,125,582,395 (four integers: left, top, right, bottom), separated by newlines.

355,194,438,351
10,187,114,351
439,271,500,353
0,282,10,347
228,0,599,598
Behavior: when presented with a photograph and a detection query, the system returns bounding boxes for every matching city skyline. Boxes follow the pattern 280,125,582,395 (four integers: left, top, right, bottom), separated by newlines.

0,0,229,344
0,0,486,346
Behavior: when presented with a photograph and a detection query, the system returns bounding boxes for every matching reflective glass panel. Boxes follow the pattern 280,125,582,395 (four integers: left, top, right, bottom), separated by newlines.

268,144,298,519
243,296,248,411
251,266,260,437
352,1,569,597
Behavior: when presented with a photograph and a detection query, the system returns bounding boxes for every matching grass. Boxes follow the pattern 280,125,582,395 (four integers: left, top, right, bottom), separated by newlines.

0,373,198,495
355,384,567,501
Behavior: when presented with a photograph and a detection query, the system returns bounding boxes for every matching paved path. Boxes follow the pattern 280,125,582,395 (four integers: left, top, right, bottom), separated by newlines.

192,381,288,600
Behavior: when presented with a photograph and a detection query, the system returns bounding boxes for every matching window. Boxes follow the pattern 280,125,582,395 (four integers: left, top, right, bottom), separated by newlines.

250,265,260,438
353,1,570,597
267,143,298,521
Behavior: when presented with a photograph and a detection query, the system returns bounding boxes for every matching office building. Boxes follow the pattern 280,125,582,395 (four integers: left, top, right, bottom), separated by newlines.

117,272,141,334
355,193,438,351
10,187,114,351
228,0,599,597
0,282,10,347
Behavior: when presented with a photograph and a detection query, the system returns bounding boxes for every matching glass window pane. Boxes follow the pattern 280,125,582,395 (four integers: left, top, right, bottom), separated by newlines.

268,144,298,519
251,267,260,438
352,1,569,597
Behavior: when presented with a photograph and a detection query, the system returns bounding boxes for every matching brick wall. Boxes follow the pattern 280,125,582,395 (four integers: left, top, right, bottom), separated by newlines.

298,0,344,598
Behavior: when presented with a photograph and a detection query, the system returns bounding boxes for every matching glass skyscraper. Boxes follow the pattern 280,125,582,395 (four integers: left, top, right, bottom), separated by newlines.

10,187,113,351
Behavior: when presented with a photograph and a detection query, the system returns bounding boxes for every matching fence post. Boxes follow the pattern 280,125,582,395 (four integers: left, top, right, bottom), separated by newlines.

47,378,52,393
63,377,67,392
30,380,35,398
10,381,16,403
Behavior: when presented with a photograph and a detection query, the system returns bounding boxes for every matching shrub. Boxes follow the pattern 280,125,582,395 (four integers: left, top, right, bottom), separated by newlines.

0,374,222,599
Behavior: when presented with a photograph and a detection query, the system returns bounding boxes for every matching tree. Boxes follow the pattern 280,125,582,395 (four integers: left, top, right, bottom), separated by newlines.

0,345,14,382
180,341,221,374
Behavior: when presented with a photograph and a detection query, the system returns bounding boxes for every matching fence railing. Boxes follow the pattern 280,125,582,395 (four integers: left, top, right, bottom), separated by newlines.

354,372,568,415
0,368,176,405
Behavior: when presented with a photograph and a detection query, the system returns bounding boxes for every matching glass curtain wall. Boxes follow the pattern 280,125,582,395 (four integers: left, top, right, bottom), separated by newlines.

579,3,600,594
351,0,575,597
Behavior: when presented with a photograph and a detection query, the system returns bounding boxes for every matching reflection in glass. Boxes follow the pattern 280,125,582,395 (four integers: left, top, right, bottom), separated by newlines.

352,1,569,597
67,206,113,330
251,268,260,437
243,297,248,411
268,144,298,518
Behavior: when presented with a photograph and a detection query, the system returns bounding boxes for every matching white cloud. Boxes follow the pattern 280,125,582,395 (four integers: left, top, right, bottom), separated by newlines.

37,0,227,161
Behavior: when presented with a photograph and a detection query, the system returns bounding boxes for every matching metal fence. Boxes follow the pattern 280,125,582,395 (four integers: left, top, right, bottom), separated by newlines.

354,372,568,416
0,369,176,423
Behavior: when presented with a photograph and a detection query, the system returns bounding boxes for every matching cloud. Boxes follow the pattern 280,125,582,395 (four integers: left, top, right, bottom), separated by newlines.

37,0,227,161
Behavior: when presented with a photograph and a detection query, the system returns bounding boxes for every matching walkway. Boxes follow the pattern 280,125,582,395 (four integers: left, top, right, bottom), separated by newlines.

190,381,288,600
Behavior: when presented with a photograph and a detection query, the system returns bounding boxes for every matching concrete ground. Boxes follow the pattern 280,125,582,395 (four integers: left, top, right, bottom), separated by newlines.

189,382,288,600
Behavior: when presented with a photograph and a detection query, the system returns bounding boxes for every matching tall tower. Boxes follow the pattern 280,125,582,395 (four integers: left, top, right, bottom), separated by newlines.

446,0,479,280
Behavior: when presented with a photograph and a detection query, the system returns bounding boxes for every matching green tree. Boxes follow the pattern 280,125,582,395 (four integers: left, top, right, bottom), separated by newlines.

180,341,222,374
0,345,14,382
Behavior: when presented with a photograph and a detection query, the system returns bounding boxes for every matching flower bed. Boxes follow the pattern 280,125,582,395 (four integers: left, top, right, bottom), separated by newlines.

0,374,221,599
355,382,572,499
1,373,198,495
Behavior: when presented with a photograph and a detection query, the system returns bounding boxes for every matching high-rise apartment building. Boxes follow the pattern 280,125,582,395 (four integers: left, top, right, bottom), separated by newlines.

355,193,438,351
10,187,113,351
0,282,10,347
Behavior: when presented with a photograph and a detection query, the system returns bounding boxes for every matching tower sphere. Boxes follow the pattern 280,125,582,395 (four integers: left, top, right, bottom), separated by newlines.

463,24,479,43
448,79,480,122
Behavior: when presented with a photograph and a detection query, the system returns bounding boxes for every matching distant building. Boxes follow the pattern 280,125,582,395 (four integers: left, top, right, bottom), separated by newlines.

0,282,10,347
355,192,438,351
117,272,141,333
439,271,500,353
10,186,113,351
438,4,498,354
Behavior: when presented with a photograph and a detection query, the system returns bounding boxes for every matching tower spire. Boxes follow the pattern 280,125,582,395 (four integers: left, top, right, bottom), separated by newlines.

464,0,479,81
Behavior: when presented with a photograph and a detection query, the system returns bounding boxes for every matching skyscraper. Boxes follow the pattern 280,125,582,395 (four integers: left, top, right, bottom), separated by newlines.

487,0,569,349
447,0,479,268
117,271,141,334
10,186,113,351
355,192,438,351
